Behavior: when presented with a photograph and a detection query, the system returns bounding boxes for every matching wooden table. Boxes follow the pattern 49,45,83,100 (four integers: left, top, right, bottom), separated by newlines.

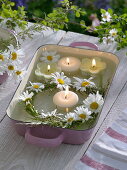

0,28,127,170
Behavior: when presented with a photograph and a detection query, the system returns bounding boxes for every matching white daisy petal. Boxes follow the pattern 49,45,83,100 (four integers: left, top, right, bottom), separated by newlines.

40,109,57,118
0,50,10,75
5,61,17,77
19,90,34,102
101,12,111,22
102,36,114,44
51,72,71,90
65,112,77,125
40,51,60,63
109,29,117,37
83,91,104,113
27,82,45,93
74,106,92,122
73,77,95,92
13,69,26,83
8,44,25,64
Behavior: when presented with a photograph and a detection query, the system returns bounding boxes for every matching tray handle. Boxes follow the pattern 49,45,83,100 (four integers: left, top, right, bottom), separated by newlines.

69,41,99,50
25,127,64,147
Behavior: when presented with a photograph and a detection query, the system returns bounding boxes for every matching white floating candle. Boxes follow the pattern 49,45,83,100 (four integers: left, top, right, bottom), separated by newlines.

53,86,79,110
35,62,61,80
58,57,81,73
80,58,106,75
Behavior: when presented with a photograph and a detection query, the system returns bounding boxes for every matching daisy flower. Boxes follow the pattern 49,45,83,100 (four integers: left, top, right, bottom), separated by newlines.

0,50,9,75
13,69,26,83
65,112,77,125
19,90,34,102
8,44,25,63
102,36,114,44
40,51,60,63
83,91,104,113
0,50,9,63
27,82,45,93
41,109,57,118
102,12,111,22
6,62,17,76
73,77,95,92
109,29,117,37
74,106,92,122
50,72,71,90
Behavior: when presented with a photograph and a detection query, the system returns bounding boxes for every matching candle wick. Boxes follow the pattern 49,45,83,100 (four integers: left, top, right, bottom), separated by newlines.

65,95,67,99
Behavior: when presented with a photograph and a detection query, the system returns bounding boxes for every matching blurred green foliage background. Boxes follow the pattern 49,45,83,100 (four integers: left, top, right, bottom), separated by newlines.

12,0,127,35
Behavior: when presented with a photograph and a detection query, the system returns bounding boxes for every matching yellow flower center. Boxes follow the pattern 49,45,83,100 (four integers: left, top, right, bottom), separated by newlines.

25,98,31,102
0,54,4,61
47,55,53,61
79,114,86,119
81,81,90,87
8,65,14,70
33,85,39,89
11,52,17,60
68,117,74,122
16,71,22,75
57,79,64,84
112,32,117,36
90,102,99,110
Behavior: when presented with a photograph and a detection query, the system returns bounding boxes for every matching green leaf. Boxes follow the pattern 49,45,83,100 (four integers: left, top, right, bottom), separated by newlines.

80,20,86,28
75,11,80,17
108,8,113,15
101,9,106,14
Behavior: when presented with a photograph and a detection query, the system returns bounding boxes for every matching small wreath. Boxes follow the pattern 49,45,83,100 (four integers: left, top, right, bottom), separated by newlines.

19,71,106,129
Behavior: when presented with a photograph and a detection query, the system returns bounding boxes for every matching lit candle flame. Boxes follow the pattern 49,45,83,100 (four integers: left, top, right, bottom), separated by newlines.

47,65,50,72
65,86,69,99
66,57,70,65
66,108,69,113
92,59,96,68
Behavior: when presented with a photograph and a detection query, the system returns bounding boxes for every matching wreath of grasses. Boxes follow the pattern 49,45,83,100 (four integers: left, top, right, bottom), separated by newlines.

19,72,106,129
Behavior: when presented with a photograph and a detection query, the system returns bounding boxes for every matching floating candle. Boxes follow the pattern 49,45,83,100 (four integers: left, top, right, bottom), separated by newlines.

58,57,81,73
80,58,106,75
53,86,79,111
35,62,61,80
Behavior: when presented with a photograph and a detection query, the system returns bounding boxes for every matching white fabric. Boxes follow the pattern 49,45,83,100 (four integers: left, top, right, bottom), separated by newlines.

75,160,95,170
75,108,127,170
94,134,127,161
86,148,127,170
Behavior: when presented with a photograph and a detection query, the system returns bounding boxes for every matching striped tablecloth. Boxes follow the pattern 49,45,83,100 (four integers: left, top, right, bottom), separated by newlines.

75,108,127,170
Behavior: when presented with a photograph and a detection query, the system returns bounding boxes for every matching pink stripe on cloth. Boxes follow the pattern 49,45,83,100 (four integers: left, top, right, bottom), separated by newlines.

106,127,127,143
81,155,116,170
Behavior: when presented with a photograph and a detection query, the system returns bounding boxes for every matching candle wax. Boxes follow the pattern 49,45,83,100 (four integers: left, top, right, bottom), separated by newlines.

80,58,106,74
35,62,61,79
53,91,79,108
58,57,81,72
